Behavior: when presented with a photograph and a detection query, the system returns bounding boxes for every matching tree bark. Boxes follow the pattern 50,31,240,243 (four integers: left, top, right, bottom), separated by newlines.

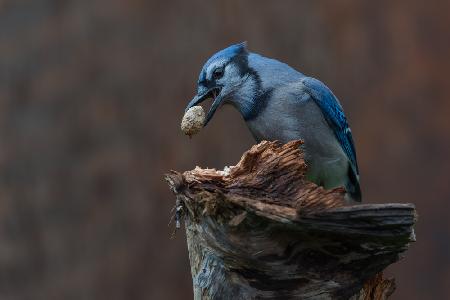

165,141,416,300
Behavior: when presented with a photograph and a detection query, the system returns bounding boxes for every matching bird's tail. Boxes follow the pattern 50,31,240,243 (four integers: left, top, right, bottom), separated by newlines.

346,164,362,202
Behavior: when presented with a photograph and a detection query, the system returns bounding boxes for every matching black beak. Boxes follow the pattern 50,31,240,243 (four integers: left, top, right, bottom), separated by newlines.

185,87,223,126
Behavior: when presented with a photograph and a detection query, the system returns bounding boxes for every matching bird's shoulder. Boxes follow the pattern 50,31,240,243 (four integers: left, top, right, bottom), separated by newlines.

282,77,359,173
268,80,310,103
298,77,347,126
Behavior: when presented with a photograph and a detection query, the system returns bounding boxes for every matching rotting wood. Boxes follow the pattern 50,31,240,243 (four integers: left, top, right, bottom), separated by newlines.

166,141,416,300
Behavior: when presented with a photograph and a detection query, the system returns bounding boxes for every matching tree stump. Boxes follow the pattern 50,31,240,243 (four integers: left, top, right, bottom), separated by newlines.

165,141,416,300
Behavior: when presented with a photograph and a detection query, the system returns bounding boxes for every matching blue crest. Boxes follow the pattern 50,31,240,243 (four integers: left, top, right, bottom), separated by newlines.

199,42,247,82
205,42,247,65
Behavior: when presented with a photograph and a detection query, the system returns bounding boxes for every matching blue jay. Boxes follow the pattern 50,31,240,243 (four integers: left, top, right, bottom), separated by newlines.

186,43,361,201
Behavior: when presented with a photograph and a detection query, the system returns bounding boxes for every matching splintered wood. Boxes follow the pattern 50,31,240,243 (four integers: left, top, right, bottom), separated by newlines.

166,141,416,300
182,140,346,219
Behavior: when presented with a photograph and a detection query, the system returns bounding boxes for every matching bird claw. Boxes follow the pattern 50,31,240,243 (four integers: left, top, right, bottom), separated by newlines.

175,197,183,229
169,197,184,238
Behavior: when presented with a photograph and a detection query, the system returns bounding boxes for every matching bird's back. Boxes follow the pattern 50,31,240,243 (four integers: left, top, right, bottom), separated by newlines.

248,53,304,90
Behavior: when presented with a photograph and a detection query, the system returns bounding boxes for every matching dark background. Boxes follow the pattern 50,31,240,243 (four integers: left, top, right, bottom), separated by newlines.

0,1,449,299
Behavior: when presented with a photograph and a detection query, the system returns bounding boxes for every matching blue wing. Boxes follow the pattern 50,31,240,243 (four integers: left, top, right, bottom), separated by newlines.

301,77,359,174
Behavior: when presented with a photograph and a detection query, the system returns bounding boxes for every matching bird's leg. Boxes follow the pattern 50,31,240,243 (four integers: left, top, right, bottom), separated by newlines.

169,197,184,239
175,197,183,229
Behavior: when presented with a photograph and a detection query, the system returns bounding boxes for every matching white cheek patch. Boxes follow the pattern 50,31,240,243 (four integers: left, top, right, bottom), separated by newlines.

225,64,240,78
222,64,241,86
238,77,257,99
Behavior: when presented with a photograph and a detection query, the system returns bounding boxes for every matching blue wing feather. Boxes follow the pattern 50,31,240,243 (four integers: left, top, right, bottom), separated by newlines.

301,77,359,174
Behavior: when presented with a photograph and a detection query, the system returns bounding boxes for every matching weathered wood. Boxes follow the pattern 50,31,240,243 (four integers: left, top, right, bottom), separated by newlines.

166,141,416,300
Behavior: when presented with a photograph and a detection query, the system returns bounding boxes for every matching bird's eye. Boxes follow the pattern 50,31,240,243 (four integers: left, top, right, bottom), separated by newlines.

212,67,224,80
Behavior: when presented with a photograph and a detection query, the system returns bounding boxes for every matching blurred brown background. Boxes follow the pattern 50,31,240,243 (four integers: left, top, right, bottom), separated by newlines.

0,0,449,299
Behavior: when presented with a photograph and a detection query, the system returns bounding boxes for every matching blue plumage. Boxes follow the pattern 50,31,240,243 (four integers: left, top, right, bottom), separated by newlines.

186,43,362,201
301,77,359,174
198,43,247,84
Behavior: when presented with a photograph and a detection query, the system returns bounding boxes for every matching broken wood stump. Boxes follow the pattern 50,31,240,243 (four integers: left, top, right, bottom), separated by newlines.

165,141,416,300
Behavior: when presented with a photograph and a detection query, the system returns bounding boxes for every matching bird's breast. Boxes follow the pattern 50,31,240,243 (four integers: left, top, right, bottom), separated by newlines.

245,94,348,169
245,95,313,143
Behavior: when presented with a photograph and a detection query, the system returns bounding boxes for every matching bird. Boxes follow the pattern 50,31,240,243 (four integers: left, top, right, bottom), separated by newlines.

185,42,361,202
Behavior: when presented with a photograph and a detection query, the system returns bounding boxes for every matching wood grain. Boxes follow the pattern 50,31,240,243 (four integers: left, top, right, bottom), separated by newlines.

166,141,416,300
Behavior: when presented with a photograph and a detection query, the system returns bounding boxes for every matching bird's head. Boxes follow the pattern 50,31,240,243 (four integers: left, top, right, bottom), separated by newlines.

185,42,258,125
